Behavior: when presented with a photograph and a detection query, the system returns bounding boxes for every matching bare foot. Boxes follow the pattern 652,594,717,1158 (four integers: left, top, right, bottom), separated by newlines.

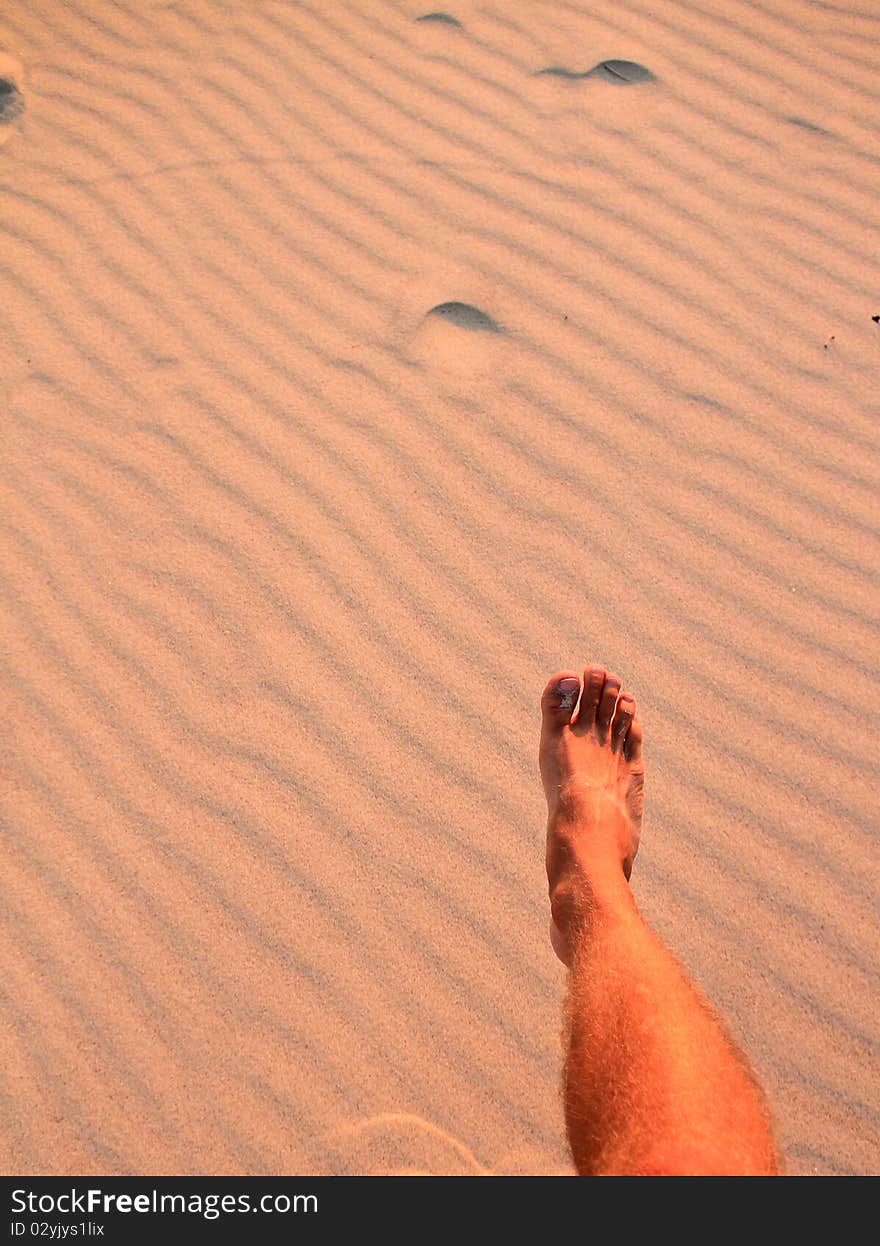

539,665,645,965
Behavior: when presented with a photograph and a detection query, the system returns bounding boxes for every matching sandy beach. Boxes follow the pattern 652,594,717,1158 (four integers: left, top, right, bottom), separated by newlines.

1,0,878,1175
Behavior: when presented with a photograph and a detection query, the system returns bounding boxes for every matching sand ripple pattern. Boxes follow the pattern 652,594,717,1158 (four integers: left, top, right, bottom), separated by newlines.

0,0,878,1175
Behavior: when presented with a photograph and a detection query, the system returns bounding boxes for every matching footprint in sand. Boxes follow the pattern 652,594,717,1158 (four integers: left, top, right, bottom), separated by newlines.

427,300,501,332
409,300,507,378
536,59,655,84
321,1113,567,1175
321,1113,489,1176
415,12,463,27
0,78,23,119
0,54,24,143
534,53,663,148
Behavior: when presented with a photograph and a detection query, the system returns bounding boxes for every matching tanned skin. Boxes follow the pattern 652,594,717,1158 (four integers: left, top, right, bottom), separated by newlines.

540,665,780,1176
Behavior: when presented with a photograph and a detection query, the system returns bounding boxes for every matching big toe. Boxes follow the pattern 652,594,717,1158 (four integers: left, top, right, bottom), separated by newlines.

541,671,581,731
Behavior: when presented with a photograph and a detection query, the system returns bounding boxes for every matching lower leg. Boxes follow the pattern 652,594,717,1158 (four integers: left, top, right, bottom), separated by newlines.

540,666,780,1176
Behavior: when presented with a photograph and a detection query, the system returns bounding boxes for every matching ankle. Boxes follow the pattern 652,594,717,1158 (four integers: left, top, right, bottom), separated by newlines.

550,852,635,944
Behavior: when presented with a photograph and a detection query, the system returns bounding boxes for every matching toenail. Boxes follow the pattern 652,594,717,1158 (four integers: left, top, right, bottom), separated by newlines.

557,677,579,707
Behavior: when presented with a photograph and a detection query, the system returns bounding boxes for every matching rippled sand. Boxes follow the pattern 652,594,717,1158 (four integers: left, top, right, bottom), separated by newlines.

1,0,878,1175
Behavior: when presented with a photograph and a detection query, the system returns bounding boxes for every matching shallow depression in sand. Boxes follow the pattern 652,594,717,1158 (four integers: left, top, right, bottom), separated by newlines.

415,12,463,27
533,50,665,150
409,300,507,376
536,59,655,84
0,53,24,140
427,301,502,332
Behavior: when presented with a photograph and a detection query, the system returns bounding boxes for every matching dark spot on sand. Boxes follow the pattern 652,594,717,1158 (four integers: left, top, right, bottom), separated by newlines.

0,78,24,123
536,60,654,84
684,392,727,411
788,116,832,136
331,356,369,375
427,302,502,332
416,12,462,26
